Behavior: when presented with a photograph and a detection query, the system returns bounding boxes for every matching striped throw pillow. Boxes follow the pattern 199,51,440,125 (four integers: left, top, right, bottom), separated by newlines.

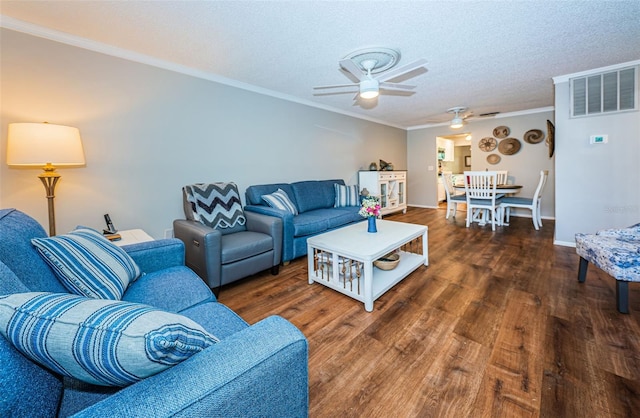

31,227,142,300
0,292,218,387
262,188,299,215
334,184,360,207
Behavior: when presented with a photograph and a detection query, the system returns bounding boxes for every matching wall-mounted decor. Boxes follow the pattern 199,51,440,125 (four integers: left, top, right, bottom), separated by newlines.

546,120,555,158
487,154,501,164
464,156,471,167
524,129,544,144
479,137,497,152
498,137,521,155
493,126,510,139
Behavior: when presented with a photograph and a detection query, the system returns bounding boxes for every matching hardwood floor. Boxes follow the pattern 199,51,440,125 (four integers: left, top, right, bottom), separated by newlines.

221,207,640,417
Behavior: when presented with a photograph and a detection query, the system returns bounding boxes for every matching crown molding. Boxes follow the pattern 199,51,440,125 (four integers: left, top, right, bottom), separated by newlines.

407,106,555,131
0,15,405,130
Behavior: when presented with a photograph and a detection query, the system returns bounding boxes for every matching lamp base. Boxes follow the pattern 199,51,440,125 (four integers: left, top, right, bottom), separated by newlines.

38,166,60,236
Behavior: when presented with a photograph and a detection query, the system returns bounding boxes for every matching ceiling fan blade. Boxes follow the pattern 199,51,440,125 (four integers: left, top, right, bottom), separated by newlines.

339,58,366,81
379,81,416,90
376,58,428,82
313,83,359,90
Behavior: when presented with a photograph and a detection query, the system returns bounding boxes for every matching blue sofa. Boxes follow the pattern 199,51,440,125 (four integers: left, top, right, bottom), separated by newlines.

244,179,364,263
0,208,308,417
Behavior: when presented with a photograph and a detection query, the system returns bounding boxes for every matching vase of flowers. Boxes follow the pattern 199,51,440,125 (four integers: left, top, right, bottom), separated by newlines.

359,196,381,233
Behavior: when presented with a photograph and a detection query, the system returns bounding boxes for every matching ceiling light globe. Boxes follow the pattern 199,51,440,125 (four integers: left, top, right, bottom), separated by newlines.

360,79,379,99
450,117,463,129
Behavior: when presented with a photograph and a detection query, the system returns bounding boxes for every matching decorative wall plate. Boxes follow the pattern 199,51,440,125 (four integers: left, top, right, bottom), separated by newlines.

498,137,521,155
493,126,510,139
546,119,555,158
524,129,544,144
487,154,501,164
479,137,497,152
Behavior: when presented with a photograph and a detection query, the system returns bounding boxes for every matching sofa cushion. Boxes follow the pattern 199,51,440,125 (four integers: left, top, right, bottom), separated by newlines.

179,301,249,339
0,209,67,293
0,292,219,387
324,207,364,229
292,180,343,213
184,183,247,235
334,184,360,207
293,212,330,237
262,188,298,215
122,266,215,313
31,227,142,300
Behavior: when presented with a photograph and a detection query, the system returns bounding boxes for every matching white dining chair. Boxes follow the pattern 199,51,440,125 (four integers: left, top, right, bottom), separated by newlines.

496,170,509,185
442,171,466,219
463,171,504,231
502,170,549,230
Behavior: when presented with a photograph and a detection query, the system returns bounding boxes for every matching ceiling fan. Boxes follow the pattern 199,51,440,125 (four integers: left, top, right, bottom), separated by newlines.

447,106,474,129
313,50,427,101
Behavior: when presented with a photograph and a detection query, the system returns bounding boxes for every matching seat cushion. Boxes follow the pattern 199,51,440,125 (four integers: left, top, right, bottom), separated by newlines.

292,212,330,237
31,227,142,300
501,196,533,205
122,266,215,313
0,292,219,387
220,231,273,264
575,233,640,282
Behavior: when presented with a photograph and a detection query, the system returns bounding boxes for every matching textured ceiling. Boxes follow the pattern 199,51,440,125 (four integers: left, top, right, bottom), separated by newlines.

2,1,640,129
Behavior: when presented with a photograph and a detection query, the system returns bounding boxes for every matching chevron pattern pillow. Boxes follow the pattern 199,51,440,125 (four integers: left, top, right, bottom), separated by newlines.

184,183,247,232
0,292,219,387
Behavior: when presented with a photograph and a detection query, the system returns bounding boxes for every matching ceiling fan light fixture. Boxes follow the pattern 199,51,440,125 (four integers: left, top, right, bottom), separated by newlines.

359,78,379,99
450,117,464,129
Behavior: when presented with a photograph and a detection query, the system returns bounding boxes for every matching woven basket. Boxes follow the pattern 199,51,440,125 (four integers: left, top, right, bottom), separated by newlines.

374,252,400,270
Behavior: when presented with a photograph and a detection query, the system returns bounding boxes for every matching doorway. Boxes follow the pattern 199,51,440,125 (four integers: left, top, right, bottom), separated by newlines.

436,133,472,202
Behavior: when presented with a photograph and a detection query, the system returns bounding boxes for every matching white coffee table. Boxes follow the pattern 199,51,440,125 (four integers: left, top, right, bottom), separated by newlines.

307,219,428,312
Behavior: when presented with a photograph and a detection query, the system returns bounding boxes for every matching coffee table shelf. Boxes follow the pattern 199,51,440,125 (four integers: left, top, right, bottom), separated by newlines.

307,220,428,312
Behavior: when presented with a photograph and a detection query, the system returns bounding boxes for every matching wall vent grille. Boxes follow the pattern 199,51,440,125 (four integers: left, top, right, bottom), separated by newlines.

571,66,637,117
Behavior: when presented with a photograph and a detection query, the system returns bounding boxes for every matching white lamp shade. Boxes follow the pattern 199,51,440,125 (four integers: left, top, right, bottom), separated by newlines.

7,123,85,167
450,117,464,129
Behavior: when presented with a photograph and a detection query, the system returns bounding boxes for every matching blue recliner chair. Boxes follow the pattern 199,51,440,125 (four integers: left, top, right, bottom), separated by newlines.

0,208,307,417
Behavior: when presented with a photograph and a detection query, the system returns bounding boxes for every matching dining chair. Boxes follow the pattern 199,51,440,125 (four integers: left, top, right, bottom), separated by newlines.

442,171,466,219
463,171,503,231
496,170,509,185
501,170,548,230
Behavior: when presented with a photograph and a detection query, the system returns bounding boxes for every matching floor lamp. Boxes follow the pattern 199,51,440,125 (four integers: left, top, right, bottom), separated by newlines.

7,122,85,236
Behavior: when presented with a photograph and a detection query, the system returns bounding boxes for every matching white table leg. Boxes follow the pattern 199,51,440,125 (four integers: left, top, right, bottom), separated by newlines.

307,244,315,284
363,262,374,312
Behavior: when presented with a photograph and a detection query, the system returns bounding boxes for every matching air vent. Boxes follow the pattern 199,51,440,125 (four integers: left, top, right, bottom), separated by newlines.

571,67,637,117
479,111,500,117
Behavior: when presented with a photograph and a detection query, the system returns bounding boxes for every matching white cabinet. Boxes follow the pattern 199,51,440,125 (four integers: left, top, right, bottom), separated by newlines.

358,171,407,216
437,138,455,161
437,177,446,202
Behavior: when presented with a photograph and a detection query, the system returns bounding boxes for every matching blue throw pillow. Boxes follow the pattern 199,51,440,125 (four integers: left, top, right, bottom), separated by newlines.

262,188,299,215
31,227,142,300
0,292,219,387
334,184,360,207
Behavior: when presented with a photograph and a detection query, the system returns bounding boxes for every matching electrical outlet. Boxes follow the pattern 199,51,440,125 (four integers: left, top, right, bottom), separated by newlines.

164,228,173,239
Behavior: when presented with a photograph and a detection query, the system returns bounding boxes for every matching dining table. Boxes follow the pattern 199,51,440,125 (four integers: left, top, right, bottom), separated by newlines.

453,184,523,226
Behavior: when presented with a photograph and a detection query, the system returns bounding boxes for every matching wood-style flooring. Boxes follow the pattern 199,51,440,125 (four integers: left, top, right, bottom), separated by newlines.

222,207,640,417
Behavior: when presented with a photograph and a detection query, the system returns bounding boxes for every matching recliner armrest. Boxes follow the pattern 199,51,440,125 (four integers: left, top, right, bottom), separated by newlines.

173,220,222,288
74,315,309,417
244,205,295,262
245,211,283,266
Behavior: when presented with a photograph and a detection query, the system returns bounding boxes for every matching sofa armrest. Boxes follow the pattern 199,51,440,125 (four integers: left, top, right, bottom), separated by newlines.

74,315,309,418
245,211,283,266
123,238,185,273
173,219,222,288
244,205,295,263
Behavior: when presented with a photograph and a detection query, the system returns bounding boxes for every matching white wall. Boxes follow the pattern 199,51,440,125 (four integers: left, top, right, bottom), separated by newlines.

407,111,556,220
0,29,407,238
553,63,640,245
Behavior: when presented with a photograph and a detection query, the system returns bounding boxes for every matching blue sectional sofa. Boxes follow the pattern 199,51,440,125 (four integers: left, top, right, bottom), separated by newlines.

245,179,365,263
0,208,308,417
